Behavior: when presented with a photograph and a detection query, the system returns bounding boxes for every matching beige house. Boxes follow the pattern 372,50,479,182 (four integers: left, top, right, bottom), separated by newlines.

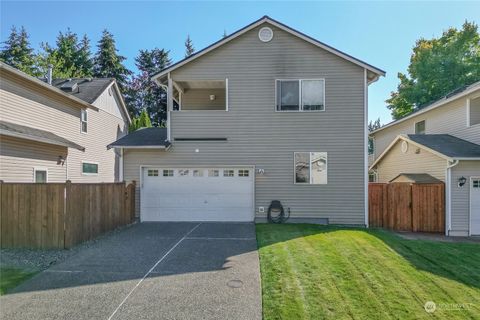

109,16,385,224
370,81,480,236
0,62,130,183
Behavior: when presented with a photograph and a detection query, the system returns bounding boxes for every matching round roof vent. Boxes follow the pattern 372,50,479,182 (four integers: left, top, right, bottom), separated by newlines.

258,27,273,42
401,141,409,154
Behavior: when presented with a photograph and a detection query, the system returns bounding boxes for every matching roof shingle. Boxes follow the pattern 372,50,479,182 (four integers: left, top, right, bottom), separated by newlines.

407,134,480,158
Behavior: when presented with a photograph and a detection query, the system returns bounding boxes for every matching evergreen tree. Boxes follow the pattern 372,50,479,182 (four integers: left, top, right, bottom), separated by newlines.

0,26,37,75
129,109,152,132
76,35,94,77
36,30,93,78
368,118,381,155
125,48,171,124
184,35,195,57
387,21,480,119
93,29,131,90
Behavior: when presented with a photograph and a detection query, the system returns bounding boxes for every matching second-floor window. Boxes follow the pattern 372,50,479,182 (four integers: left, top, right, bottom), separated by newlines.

81,109,88,133
469,97,480,126
415,120,425,134
276,79,325,112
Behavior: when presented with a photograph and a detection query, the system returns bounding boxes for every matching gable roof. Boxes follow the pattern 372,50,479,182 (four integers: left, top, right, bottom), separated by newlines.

0,62,97,111
52,78,114,104
52,78,131,123
0,120,85,151
407,134,480,159
152,16,385,83
390,173,443,184
107,127,170,149
370,134,480,170
371,81,480,135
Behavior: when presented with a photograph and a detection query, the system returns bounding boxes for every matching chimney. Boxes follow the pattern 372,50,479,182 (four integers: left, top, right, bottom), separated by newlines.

47,64,53,85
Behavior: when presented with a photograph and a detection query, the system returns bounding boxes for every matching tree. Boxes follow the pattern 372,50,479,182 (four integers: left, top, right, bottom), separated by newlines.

184,35,195,57
387,21,480,120
125,48,171,124
93,29,131,90
129,109,152,132
0,26,37,75
36,30,94,78
368,118,381,155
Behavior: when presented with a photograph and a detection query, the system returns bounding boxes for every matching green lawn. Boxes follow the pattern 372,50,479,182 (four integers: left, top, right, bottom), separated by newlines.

256,224,480,320
0,267,37,295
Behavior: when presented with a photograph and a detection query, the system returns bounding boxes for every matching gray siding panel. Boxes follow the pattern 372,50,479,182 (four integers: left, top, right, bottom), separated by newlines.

124,23,367,224
450,160,480,235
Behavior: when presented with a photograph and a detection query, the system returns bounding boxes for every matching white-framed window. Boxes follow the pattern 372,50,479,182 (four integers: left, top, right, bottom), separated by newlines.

223,169,234,177
178,169,189,177
238,169,249,177
208,169,219,177
193,169,204,177
469,96,480,126
414,120,425,134
163,169,174,177
33,167,47,183
294,152,327,184
473,179,480,188
82,161,98,175
81,109,88,133
147,169,159,177
276,79,325,112
369,171,377,183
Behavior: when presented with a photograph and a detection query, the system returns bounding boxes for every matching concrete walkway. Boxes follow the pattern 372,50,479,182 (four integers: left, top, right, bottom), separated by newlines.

1,223,262,320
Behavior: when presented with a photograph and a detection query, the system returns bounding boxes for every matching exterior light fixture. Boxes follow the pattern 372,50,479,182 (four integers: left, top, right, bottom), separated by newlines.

209,95,216,101
458,176,467,187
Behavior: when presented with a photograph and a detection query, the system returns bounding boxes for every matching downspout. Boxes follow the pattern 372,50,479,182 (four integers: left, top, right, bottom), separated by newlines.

364,69,369,227
119,148,124,182
445,159,459,236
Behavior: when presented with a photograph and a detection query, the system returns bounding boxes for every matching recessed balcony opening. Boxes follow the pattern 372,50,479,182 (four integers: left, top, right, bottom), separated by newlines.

173,80,227,111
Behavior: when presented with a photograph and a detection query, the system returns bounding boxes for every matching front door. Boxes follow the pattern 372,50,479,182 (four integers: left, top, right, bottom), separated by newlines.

471,177,480,235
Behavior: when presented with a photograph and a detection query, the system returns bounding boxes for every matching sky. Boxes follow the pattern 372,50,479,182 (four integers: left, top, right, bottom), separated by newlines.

1,1,479,124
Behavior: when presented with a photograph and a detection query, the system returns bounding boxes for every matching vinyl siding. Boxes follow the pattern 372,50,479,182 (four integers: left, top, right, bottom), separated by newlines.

373,139,447,183
124,22,367,224
450,160,480,236
181,89,226,110
0,135,67,182
372,95,480,159
0,74,127,182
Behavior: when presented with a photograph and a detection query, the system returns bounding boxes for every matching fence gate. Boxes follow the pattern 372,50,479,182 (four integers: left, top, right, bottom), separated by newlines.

368,182,445,233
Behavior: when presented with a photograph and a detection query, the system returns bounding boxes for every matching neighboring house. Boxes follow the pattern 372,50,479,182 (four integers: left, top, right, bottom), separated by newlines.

0,62,130,183
369,81,480,236
108,16,385,224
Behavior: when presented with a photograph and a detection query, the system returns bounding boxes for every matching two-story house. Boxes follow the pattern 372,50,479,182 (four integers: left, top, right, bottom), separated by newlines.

369,81,480,236
108,16,385,224
0,62,130,183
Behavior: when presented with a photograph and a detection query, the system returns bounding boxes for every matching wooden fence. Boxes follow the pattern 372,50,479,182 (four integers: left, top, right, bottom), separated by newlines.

0,181,136,249
369,182,445,233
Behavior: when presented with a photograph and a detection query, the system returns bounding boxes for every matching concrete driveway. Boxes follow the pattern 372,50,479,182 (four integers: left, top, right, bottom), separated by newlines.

1,223,262,320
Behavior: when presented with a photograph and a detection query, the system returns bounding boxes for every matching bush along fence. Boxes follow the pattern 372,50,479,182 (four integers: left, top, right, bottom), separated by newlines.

369,182,445,233
0,180,136,249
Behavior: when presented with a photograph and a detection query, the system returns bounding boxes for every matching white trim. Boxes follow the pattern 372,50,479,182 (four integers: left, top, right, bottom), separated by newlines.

371,81,480,135
225,78,229,111
167,73,172,141
275,79,326,112
113,145,167,149
445,159,459,236
119,148,124,181
413,119,426,134
151,16,384,83
470,176,480,236
33,167,48,183
364,69,369,227
139,165,256,222
466,98,471,127
81,160,99,176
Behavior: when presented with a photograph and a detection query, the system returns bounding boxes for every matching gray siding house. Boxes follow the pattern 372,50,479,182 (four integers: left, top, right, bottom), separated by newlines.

0,62,130,183
370,82,480,236
110,16,385,223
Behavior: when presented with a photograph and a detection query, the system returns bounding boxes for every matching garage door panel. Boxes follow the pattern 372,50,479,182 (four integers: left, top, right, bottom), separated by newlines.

141,168,254,222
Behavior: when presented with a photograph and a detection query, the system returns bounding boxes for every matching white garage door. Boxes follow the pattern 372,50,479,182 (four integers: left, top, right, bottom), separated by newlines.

471,177,480,235
141,167,254,222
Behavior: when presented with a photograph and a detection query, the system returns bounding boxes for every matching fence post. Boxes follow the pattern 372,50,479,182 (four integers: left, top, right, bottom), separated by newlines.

64,180,71,249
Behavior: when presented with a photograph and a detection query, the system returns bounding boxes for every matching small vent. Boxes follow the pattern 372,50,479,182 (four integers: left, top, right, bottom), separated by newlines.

60,81,78,92
258,27,273,42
